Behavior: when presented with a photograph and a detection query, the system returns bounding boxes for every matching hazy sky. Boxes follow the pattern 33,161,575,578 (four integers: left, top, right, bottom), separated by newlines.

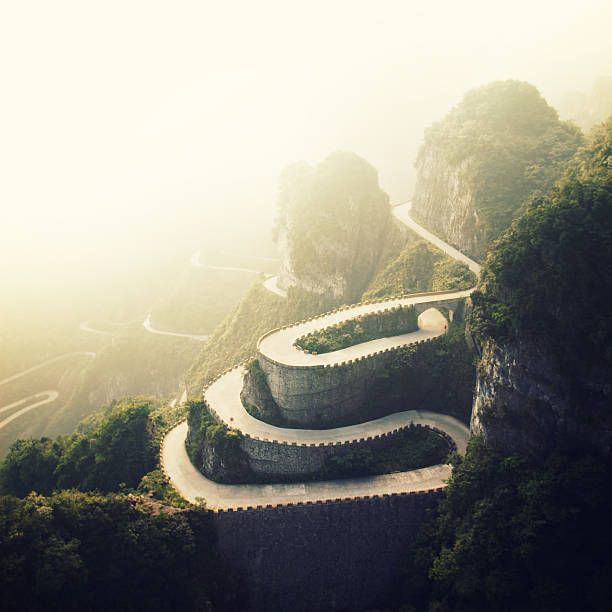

1,0,611,291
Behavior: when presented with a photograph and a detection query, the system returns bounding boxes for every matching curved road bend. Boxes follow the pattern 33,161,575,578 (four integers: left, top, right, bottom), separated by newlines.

162,203,480,506
259,297,455,367
163,422,453,509
263,275,288,298
143,314,210,342
0,391,59,432
170,389,188,408
261,203,480,300
0,352,96,387
205,366,468,451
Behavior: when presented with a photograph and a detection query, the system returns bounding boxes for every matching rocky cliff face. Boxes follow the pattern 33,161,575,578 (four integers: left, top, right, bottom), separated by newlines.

274,152,405,303
410,80,583,261
411,153,484,259
471,338,612,457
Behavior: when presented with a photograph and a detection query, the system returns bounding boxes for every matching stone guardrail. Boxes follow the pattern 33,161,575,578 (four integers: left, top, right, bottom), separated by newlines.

255,288,470,353
161,206,479,511
158,431,446,514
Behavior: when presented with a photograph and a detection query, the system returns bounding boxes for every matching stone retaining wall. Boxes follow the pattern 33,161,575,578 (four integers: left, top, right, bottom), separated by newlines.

212,488,444,610
240,422,455,477
256,296,465,427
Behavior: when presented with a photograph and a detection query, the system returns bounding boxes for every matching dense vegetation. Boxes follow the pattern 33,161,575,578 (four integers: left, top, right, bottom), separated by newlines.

185,400,251,483
295,305,417,353
0,491,219,612
401,119,612,610
415,80,584,253
364,239,476,300
320,425,451,480
274,152,404,302
0,396,188,506
470,116,612,371
403,438,612,612
0,398,157,497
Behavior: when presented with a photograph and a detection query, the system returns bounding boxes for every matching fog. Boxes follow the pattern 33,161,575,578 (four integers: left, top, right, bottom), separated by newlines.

1,0,611,304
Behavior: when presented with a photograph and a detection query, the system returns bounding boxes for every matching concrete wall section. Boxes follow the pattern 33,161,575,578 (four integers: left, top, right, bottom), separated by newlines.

213,489,444,611
258,347,397,426
240,423,456,477
257,296,464,427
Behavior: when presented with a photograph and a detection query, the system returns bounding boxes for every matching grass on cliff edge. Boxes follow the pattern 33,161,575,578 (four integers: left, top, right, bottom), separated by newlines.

294,305,418,354
363,239,476,300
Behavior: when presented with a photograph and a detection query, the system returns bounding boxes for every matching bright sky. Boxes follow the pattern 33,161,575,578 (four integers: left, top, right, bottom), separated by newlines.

1,0,611,290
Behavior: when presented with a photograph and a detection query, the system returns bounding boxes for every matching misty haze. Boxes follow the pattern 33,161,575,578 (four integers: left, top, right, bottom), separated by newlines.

1,1,611,611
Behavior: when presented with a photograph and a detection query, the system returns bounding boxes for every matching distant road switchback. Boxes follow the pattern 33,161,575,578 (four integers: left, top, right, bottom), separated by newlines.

0,352,96,441
162,204,481,510
0,391,59,432
0,352,96,387
143,314,210,342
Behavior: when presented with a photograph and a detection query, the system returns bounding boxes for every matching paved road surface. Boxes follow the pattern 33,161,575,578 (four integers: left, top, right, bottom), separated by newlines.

170,389,187,408
143,314,210,342
393,202,482,275
163,421,452,509
263,275,288,298
162,204,480,507
79,321,112,336
205,366,469,450
259,297,457,366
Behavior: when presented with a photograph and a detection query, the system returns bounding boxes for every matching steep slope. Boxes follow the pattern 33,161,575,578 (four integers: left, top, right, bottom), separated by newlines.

469,117,612,456
399,118,612,612
411,80,584,260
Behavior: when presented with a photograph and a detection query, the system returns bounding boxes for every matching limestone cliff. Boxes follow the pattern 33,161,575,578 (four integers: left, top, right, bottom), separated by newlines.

471,338,612,457
411,80,583,260
411,154,483,258
469,117,612,457
274,152,406,303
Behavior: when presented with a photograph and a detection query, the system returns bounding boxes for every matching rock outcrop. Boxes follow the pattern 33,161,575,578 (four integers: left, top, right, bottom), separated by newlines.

411,154,483,257
471,338,612,457
411,80,583,260
274,152,404,303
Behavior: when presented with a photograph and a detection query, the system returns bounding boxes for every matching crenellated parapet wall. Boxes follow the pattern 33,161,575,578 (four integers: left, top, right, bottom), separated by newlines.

212,487,445,610
199,386,456,478
257,342,421,426
241,422,454,477
255,293,465,427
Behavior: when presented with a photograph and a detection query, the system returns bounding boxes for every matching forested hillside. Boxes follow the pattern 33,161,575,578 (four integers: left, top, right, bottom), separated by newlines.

403,117,612,611
411,80,584,259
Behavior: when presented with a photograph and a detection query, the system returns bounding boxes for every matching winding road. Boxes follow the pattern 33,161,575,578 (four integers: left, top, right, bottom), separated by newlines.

162,203,481,509
263,275,288,298
0,352,96,387
143,314,210,342
0,391,59,432
259,201,480,301
0,352,96,440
